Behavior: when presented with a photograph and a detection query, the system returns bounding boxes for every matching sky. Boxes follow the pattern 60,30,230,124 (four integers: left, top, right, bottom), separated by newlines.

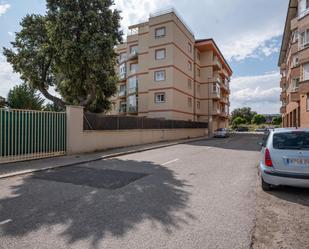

0,0,289,114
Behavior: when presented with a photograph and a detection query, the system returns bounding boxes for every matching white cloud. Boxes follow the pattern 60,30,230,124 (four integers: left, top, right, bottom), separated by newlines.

0,56,22,98
0,3,10,16
230,72,281,114
114,0,172,35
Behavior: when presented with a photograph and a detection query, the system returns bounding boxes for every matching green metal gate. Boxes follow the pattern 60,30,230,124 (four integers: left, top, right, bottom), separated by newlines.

0,108,66,164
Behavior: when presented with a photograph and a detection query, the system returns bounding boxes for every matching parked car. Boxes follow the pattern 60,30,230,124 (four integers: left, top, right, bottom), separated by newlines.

255,127,267,132
258,128,309,191
214,128,229,138
236,126,249,132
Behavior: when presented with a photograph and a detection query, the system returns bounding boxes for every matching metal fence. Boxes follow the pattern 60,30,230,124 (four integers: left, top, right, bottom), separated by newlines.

0,108,66,164
84,113,208,130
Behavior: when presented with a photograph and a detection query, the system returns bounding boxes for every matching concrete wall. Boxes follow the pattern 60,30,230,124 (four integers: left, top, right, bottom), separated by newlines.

67,106,208,155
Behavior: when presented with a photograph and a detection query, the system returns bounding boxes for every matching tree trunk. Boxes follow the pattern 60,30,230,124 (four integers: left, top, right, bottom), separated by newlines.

38,86,66,109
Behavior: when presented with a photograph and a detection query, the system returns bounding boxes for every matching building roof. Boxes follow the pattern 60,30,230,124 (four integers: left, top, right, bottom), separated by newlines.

278,0,298,66
195,39,233,75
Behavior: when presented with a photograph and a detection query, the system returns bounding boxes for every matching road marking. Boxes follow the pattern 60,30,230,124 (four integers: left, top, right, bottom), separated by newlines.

0,219,12,225
162,159,179,166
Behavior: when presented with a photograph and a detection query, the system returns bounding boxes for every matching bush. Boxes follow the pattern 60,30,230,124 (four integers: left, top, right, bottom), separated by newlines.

251,114,266,125
232,117,246,129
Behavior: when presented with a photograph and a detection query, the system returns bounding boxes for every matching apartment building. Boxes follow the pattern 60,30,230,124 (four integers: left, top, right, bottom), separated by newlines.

110,9,232,131
279,0,309,127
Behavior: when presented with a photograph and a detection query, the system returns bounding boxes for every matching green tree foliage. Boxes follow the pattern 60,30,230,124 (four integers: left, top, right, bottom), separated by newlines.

44,103,65,112
7,84,45,110
232,117,246,129
231,107,257,124
0,96,5,108
272,116,282,126
251,114,266,125
3,0,122,113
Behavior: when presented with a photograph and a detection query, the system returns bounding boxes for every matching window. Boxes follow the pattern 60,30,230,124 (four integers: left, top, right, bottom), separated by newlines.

128,76,138,94
304,63,309,80
188,97,192,107
119,84,126,96
188,61,192,71
155,27,166,38
188,79,192,89
197,51,201,61
188,42,192,53
197,101,200,109
155,93,165,103
119,52,127,62
155,49,166,60
298,0,309,17
155,70,165,81
130,63,138,73
299,29,309,48
292,30,298,43
130,45,138,54
197,68,201,77
292,56,299,67
273,132,309,150
119,63,126,79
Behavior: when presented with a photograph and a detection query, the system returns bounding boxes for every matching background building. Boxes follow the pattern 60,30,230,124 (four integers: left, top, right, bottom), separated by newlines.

279,0,309,127
110,9,232,131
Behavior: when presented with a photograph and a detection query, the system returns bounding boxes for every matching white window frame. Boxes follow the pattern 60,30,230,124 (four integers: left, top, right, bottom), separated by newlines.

155,49,166,60
155,27,166,39
304,63,309,81
299,29,309,49
155,93,165,103
130,45,138,54
154,70,165,81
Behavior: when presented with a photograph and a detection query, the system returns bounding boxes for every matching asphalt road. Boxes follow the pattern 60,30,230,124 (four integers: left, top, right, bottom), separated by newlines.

0,134,262,249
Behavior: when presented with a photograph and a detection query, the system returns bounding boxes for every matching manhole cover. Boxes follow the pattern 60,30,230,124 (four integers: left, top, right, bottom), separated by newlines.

33,166,148,189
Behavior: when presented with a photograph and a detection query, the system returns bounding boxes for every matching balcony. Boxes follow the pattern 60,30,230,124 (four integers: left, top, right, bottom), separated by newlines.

220,97,229,104
290,90,300,102
128,105,138,113
127,51,138,61
220,111,229,118
118,90,126,98
128,68,138,76
118,72,126,81
211,91,220,100
221,81,229,93
280,106,286,114
212,56,222,71
280,90,287,101
212,108,220,116
299,79,309,94
119,105,127,114
280,77,286,88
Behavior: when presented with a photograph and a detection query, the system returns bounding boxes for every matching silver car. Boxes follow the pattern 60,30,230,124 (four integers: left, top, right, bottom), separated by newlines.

259,128,309,191
214,128,229,138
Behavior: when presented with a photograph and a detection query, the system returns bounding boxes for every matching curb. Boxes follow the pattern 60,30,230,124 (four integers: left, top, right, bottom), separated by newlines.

0,136,209,179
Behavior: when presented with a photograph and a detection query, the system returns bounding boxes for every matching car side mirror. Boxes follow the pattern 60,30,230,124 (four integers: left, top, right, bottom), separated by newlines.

257,142,263,147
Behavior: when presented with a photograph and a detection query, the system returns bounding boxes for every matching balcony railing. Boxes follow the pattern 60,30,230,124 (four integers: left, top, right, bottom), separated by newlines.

128,51,138,61
119,90,126,97
128,106,138,113
128,86,138,95
119,106,127,113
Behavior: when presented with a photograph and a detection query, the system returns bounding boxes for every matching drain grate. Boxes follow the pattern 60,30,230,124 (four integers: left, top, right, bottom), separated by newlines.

33,166,148,189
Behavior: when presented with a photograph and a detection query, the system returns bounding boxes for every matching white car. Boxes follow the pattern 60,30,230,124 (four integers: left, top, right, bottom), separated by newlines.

258,128,309,191
214,128,229,138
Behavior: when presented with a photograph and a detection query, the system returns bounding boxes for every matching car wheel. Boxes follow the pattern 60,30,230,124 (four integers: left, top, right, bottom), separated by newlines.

261,177,272,191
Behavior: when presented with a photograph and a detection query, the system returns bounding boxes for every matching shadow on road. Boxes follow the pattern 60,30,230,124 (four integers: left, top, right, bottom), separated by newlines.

0,159,193,248
185,133,263,152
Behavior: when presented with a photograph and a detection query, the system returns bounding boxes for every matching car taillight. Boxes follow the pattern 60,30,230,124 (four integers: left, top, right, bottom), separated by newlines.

265,148,273,167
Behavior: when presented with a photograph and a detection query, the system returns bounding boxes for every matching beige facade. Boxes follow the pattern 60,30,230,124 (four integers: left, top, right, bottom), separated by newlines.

110,9,232,131
279,0,309,127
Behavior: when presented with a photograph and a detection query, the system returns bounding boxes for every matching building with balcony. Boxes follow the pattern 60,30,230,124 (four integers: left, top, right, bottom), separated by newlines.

279,0,309,127
110,9,232,131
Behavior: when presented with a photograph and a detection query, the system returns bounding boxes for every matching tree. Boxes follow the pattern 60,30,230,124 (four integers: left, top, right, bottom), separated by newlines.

272,116,282,126
0,96,5,108
4,0,123,112
252,114,266,125
7,84,45,110
231,107,257,124
44,103,65,112
232,117,246,129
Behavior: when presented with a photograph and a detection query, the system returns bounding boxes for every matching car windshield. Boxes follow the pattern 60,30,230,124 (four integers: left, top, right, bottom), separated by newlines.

216,128,225,131
273,132,309,150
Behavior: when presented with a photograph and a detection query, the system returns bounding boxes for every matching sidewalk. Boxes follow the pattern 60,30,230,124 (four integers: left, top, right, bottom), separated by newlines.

0,136,209,179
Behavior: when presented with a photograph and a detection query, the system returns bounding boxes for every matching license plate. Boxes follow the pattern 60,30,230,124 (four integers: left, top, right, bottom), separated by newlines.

287,158,309,165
